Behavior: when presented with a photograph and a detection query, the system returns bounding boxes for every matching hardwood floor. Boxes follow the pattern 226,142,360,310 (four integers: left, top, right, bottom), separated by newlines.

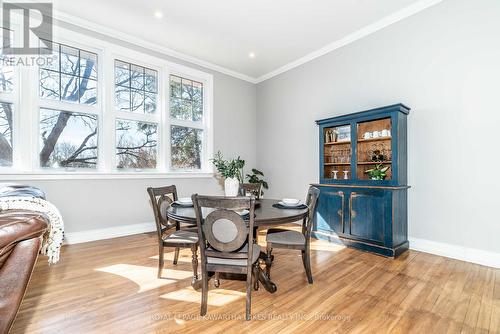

11,229,499,334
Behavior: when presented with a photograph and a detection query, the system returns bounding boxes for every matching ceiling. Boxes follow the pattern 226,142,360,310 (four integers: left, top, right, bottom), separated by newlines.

53,0,436,82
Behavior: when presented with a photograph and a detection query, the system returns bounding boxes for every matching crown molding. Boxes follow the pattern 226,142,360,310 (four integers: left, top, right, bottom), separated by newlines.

255,0,444,83
41,0,442,85
51,9,259,84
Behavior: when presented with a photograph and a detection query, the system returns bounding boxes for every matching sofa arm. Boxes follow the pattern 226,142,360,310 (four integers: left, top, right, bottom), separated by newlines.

0,211,48,334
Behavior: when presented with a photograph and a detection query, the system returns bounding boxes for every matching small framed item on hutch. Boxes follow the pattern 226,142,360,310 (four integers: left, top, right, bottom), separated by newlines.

312,104,410,257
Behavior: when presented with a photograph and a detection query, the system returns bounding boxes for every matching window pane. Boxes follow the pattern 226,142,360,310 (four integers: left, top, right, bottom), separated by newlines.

170,125,202,170
170,75,181,98
60,74,79,102
39,69,60,100
80,50,98,80
115,88,131,111
0,59,14,93
79,77,97,105
145,68,157,93
116,119,158,169
131,89,144,113
39,108,98,169
115,60,130,87
60,44,80,76
170,75,203,122
130,64,144,90
39,39,59,71
114,60,157,114
144,92,157,114
39,41,98,105
0,102,13,167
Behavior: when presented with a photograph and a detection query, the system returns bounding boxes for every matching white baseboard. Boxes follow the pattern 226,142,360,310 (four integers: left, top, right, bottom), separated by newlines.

64,222,156,245
409,237,500,269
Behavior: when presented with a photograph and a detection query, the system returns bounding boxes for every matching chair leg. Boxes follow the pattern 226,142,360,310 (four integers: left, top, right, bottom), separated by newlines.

201,272,208,316
302,248,313,284
173,247,180,265
246,267,252,321
214,272,220,288
158,245,164,279
265,245,273,278
191,245,198,285
253,262,260,291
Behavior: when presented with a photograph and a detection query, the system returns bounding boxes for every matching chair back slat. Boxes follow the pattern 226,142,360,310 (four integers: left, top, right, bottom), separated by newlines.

238,183,262,199
304,186,320,239
192,194,256,267
147,185,178,241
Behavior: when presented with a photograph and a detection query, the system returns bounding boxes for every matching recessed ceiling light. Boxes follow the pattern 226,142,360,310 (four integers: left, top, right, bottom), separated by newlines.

248,52,256,59
154,11,163,19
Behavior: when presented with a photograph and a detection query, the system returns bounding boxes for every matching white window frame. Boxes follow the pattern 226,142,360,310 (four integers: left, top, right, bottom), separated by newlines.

167,64,214,173
0,24,214,180
109,50,165,172
0,25,21,171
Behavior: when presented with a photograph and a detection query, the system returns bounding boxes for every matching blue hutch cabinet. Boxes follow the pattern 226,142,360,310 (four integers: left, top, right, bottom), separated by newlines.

313,104,410,257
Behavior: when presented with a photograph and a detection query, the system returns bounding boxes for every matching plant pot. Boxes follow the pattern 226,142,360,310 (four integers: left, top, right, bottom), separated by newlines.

224,177,240,197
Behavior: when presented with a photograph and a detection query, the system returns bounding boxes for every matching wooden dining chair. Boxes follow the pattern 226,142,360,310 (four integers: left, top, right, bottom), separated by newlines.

192,194,260,321
147,186,199,282
238,183,262,199
265,186,320,284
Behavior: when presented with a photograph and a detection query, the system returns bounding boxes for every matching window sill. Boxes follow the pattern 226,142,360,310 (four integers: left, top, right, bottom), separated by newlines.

0,171,215,181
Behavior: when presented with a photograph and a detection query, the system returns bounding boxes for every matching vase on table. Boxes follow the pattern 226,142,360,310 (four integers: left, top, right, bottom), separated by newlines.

224,177,240,197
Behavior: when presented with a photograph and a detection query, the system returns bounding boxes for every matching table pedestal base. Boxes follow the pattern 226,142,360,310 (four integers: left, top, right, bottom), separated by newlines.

190,253,277,293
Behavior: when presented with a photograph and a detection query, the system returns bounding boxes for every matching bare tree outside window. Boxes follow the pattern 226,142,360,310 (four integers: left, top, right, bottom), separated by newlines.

169,75,204,170
39,41,97,105
38,41,99,169
170,125,202,170
39,108,98,168
116,119,157,169
0,102,13,166
114,60,157,114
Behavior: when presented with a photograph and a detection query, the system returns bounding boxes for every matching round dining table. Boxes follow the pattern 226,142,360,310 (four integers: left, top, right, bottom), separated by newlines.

166,198,309,293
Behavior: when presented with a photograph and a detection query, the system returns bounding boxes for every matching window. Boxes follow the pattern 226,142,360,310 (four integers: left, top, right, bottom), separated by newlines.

39,40,98,105
116,119,158,169
38,40,100,170
0,102,13,167
169,75,205,170
114,60,157,114
39,108,98,168
0,25,213,178
114,59,160,170
0,29,16,167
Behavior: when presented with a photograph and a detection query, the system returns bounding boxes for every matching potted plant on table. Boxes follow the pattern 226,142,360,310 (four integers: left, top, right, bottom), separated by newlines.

246,168,269,197
211,151,245,196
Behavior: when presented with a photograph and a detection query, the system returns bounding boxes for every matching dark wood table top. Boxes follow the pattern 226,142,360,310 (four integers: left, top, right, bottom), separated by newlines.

166,198,308,227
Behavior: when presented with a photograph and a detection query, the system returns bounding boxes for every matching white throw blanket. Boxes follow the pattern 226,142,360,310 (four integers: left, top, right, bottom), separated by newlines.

0,196,64,264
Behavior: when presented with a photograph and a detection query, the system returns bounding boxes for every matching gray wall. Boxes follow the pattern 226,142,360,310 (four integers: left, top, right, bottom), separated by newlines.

19,22,257,234
256,0,500,253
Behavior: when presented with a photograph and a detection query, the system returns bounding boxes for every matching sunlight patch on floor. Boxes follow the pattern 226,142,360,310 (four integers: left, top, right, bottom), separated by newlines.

310,240,346,252
149,251,194,263
161,287,245,306
95,264,193,292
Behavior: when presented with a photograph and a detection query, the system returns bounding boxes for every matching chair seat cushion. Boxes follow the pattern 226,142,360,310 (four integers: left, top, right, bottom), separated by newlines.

163,230,198,245
207,244,261,266
266,228,305,246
